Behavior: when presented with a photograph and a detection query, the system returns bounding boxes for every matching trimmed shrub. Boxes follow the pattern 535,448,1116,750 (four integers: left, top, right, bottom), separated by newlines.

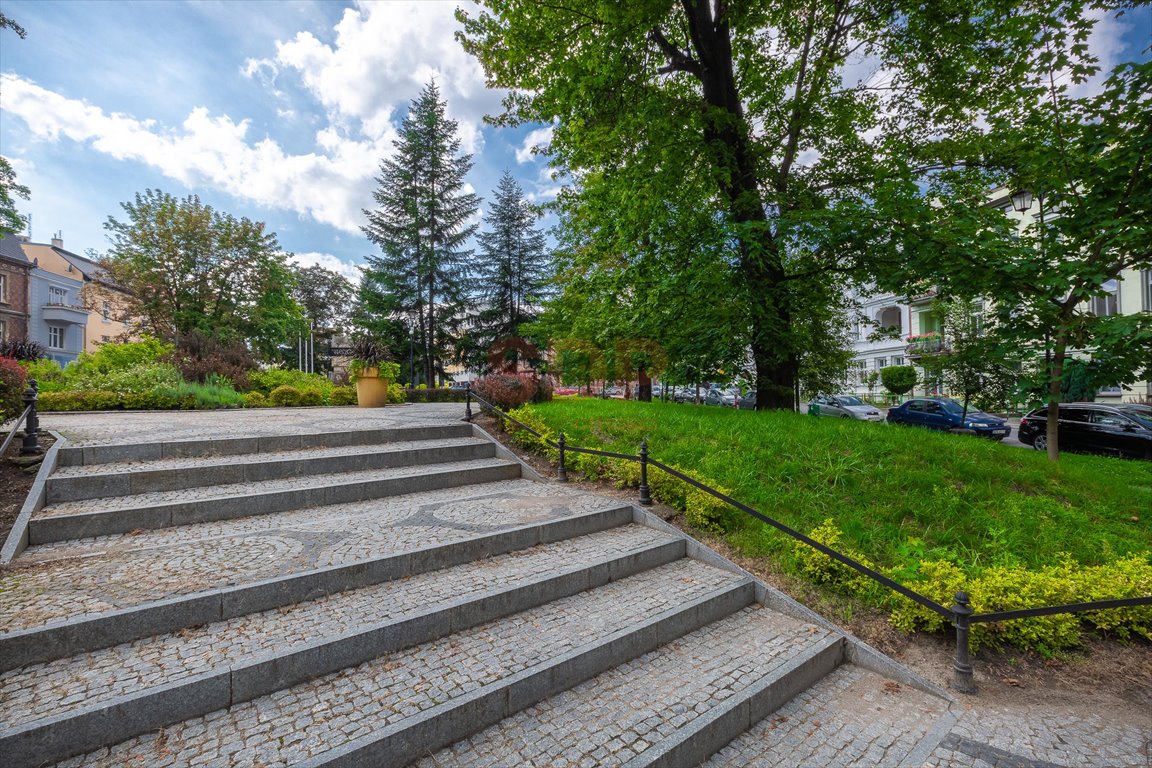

244,391,269,408
405,388,467,403
298,387,325,406
881,366,918,397
388,383,406,404
269,385,303,407
329,386,357,406
1,356,28,423
473,374,540,411
77,337,172,373
249,368,335,396
38,390,123,411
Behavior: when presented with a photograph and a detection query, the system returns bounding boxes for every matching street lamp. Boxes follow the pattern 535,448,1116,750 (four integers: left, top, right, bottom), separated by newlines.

1009,188,1034,213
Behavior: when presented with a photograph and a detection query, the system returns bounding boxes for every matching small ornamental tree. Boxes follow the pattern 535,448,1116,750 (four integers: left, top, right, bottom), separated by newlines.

1,356,28,424
881,366,918,399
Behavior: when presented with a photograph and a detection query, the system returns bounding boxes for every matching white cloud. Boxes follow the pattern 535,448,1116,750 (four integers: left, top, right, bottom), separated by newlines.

516,126,554,164
245,2,502,154
1,74,389,233
289,251,363,283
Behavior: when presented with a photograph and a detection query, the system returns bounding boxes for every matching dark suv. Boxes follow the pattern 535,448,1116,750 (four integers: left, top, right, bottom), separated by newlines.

1018,402,1152,460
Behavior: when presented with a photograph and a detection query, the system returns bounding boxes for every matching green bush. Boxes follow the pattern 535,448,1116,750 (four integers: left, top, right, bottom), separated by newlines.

881,365,918,397
152,381,245,409
244,391,269,408
38,390,123,411
329,386,357,406
269,385,303,407
298,387,325,406
72,362,184,394
21,358,67,392
388,383,406,404
405,388,467,403
78,337,172,373
249,368,335,396
1,356,28,422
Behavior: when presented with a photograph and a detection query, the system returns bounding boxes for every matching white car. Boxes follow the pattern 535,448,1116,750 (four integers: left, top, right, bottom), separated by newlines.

808,395,883,421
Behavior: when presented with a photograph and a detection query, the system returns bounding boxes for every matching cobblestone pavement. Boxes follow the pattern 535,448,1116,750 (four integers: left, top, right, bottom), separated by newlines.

925,706,1151,768
2,524,675,731
703,665,950,767
43,404,466,445
2,479,618,629
417,605,833,768
51,559,746,767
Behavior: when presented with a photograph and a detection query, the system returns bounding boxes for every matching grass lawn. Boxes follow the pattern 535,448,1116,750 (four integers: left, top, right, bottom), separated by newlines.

519,398,1151,576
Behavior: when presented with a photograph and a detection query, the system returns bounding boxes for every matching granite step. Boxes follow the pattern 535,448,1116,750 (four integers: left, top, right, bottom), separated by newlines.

29,456,522,544
38,559,755,768
413,605,843,768
45,436,496,503
0,524,687,767
1,482,633,666
52,423,475,467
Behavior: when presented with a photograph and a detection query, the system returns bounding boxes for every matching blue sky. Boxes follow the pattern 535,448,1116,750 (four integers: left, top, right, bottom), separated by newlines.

1,1,1149,285
0,0,559,281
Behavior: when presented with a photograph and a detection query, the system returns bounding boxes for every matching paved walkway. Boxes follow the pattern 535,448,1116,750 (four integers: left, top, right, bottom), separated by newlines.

17,405,1152,767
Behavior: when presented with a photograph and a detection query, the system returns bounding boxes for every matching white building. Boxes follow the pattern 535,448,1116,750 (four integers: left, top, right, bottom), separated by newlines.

846,188,1152,403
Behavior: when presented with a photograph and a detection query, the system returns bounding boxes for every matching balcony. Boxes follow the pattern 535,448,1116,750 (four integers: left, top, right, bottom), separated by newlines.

42,302,90,325
905,333,948,359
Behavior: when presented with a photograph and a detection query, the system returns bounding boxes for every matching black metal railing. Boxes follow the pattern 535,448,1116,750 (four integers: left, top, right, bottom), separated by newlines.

0,380,42,458
464,384,1152,694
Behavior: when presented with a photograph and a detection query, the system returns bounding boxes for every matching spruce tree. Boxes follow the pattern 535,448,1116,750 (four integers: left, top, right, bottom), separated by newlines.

361,80,479,386
472,170,550,371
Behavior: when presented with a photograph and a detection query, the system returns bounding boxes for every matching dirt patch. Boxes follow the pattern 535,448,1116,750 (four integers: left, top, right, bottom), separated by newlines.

0,431,54,547
476,414,1152,716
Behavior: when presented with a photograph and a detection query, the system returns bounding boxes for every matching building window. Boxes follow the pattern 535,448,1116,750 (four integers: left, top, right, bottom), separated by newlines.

1143,270,1152,312
48,325,64,349
878,307,902,334
891,356,904,367
0,318,6,341
101,335,110,343
49,285,67,305
852,360,867,382
0,273,7,303
1090,279,1119,317
875,357,888,370
102,301,111,321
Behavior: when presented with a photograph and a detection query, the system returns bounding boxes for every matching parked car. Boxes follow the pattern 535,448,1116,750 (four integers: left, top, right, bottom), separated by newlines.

886,397,1010,439
737,391,757,410
704,386,740,407
807,395,883,421
554,387,579,396
1017,402,1152,460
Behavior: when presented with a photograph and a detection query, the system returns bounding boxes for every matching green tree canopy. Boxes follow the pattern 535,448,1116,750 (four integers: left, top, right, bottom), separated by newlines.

101,189,303,359
292,264,355,333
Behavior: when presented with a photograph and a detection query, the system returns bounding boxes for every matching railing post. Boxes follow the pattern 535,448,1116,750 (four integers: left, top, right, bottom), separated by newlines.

951,590,976,694
557,432,568,483
21,379,42,456
638,439,652,506
464,382,473,422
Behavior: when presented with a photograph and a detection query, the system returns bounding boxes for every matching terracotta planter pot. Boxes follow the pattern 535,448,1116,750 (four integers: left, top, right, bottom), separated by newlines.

354,368,391,407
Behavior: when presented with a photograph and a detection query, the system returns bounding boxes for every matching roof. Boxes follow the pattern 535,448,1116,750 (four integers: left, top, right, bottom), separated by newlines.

0,234,33,268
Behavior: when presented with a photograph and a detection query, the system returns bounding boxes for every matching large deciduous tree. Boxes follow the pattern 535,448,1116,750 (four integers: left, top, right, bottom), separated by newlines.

292,264,355,333
457,0,1050,409
361,80,480,387
102,189,303,358
471,170,551,372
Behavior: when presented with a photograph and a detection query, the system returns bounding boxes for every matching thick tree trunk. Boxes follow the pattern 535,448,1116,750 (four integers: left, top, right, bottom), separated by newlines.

681,1,796,410
1045,325,1069,461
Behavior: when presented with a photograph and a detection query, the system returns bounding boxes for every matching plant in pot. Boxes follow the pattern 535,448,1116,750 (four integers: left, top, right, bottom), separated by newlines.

349,338,400,408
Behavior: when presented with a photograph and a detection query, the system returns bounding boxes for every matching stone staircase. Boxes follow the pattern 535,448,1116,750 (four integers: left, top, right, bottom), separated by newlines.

0,420,954,767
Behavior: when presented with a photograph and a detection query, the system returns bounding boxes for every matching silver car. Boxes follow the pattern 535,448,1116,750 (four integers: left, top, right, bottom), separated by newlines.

808,395,883,421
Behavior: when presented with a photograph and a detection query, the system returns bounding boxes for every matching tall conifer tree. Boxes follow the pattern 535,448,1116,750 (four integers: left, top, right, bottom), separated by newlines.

361,80,479,386
472,170,550,371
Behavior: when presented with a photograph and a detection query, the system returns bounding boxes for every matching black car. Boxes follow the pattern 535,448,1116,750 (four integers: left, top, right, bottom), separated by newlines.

1017,402,1152,460
886,397,1011,439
